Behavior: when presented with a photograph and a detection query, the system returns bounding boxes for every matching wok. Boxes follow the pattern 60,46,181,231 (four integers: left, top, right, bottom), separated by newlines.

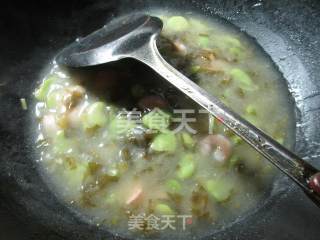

1,0,320,239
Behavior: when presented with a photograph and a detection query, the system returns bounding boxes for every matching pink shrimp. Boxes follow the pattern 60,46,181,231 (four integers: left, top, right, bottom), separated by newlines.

199,134,232,163
126,185,143,205
173,40,187,55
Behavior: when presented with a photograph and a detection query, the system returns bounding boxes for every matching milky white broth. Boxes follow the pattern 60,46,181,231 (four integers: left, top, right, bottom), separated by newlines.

34,12,295,239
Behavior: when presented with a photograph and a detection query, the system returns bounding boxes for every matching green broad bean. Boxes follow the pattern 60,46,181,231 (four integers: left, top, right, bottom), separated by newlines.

222,88,233,99
230,68,258,91
189,19,208,33
34,75,59,101
181,132,195,149
165,179,182,193
222,36,242,48
190,65,201,74
167,16,189,32
177,153,196,180
245,104,257,115
198,35,210,48
82,102,108,129
154,203,175,215
229,46,245,60
244,114,259,126
108,118,136,137
204,179,233,202
150,131,177,153
142,109,170,131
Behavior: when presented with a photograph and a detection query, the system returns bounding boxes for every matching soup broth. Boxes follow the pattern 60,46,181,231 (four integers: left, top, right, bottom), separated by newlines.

34,12,295,239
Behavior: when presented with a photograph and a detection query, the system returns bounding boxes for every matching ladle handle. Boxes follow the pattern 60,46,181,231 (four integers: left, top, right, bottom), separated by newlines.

133,37,320,206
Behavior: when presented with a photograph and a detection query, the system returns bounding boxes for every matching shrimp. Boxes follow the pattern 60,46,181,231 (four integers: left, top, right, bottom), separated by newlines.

126,185,143,205
199,134,232,163
173,39,187,55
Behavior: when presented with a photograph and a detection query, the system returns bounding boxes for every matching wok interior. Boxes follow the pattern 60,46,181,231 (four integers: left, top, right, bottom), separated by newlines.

1,0,320,239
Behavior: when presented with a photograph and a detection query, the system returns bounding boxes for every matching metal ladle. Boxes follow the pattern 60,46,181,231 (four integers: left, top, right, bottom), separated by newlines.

56,14,320,206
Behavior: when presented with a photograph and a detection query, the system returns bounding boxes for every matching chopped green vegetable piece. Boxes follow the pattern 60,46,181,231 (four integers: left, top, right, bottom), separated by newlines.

177,153,195,180
198,35,210,48
53,130,75,154
190,65,201,74
82,102,108,129
154,203,175,215
109,118,136,137
166,179,182,193
167,16,189,32
181,132,195,149
34,75,59,101
150,132,177,153
142,108,170,131
20,98,28,110
245,104,257,115
204,179,233,202
230,68,258,91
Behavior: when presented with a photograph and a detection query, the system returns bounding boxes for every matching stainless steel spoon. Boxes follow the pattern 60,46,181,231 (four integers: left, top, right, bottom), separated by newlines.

56,14,320,206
